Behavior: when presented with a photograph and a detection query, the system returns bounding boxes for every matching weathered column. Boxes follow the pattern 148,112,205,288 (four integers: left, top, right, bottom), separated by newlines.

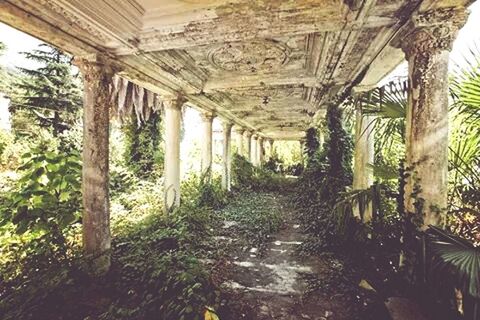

400,8,467,227
319,128,325,147
269,139,275,158
353,106,375,221
300,140,306,164
200,113,215,178
258,137,265,165
75,56,115,275
222,122,233,191
164,95,185,212
251,135,258,166
244,131,252,161
235,128,245,156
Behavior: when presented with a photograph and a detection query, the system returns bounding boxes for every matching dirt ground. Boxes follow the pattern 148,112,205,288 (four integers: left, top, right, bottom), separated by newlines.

212,192,387,320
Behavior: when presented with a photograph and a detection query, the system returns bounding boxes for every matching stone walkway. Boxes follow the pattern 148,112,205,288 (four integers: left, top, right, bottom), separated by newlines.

217,194,351,320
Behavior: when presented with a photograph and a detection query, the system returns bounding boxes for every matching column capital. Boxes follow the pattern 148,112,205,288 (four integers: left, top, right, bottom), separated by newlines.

244,130,252,138
234,127,245,134
396,7,468,58
163,94,186,111
73,54,119,80
252,134,258,140
200,112,216,122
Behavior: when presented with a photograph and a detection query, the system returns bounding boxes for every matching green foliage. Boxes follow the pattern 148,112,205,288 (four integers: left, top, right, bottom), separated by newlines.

122,112,164,179
182,171,228,210
9,44,82,137
0,146,81,235
216,190,283,253
231,153,289,192
294,103,354,254
324,103,354,203
426,226,480,299
304,127,320,162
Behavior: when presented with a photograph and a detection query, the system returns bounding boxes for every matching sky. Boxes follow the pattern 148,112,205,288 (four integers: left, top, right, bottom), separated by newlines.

0,2,479,150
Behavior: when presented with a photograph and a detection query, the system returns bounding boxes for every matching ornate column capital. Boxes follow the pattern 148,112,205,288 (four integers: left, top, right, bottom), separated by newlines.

200,112,216,122
73,54,120,76
244,130,252,138
397,7,468,58
162,93,186,111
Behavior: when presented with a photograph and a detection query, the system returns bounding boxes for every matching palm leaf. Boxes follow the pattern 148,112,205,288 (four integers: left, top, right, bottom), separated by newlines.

358,80,408,150
426,225,480,299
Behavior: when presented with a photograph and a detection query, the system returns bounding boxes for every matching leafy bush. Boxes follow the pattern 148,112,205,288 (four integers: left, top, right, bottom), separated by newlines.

231,153,290,192
1,146,82,235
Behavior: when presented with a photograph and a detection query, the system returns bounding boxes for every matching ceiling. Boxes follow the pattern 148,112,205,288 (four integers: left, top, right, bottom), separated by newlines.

0,0,471,139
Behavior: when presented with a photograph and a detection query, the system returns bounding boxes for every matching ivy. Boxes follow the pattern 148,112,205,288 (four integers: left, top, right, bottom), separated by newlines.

122,112,163,179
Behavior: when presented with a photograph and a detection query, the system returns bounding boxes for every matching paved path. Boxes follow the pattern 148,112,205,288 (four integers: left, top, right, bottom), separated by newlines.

217,193,352,320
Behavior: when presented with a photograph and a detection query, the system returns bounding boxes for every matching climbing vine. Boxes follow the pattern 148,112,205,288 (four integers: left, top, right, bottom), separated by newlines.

122,112,164,179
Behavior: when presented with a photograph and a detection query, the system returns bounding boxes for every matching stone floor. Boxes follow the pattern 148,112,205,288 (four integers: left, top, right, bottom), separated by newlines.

216,194,354,320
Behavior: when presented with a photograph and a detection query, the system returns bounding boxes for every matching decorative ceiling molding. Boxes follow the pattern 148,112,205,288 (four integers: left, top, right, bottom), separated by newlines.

206,40,291,73
2,0,471,140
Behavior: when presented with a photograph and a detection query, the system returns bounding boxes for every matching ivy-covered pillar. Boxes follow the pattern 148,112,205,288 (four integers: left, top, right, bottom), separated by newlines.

235,127,245,156
244,131,252,161
400,8,467,227
353,106,375,221
267,139,275,159
251,134,258,166
75,56,115,275
257,137,264,165
200,113,215,178
222,122,233,191
163,95,185,212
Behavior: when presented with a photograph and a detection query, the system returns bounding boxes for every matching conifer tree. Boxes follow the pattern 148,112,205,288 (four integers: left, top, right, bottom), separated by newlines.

9,44,82,137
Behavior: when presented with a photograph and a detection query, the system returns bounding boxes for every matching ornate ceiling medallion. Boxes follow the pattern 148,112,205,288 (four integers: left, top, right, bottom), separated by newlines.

207,40,290,73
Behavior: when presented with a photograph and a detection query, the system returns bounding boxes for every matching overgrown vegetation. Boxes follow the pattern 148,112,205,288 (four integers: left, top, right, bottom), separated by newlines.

294,47,480,319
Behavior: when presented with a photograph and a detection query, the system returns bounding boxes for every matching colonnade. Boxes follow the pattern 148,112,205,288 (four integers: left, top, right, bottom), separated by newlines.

76,6,467,274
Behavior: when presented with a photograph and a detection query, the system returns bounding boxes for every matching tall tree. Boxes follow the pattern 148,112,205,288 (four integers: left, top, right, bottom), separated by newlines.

9,44,82,137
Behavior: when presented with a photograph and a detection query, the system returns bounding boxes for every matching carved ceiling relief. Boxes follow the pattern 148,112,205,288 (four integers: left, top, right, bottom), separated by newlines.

207,40,291,73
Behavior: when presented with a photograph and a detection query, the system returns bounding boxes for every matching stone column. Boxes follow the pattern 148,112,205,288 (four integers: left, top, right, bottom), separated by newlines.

164,95,185,212
244,131,252,161
300,140,306,164
200,113,215,178
235,128,245,156
258,137,265,165
251,135,258,166
75,56,115,275
353,106,375,221
319,129,325,147
222,122,233,191
268,139,275,158
400,8,467,227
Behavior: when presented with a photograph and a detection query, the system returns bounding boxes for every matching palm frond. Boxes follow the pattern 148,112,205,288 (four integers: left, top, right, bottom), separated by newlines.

426,225,480,299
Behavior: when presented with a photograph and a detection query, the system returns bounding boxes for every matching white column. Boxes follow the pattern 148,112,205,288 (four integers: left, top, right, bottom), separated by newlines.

300,140,305,164
163,95,184,212
251,135,258,165
235,128,245,156
200,113,214,178
353,107,375,221
258,137,264,165
222,122,233,191
244,131,252,161
75,56,115,275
